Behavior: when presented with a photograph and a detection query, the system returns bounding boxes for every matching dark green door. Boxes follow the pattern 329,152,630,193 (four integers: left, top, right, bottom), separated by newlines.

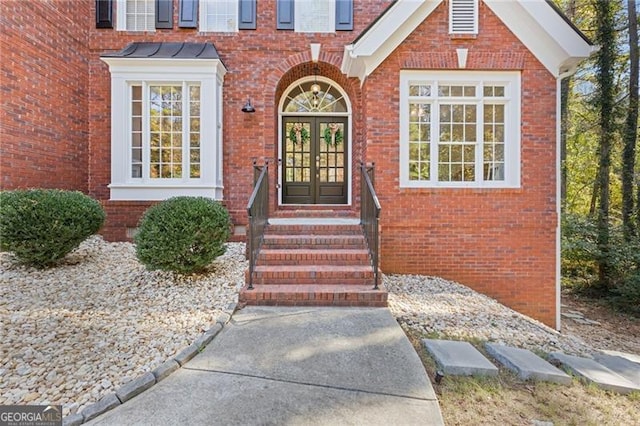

282,117,348,204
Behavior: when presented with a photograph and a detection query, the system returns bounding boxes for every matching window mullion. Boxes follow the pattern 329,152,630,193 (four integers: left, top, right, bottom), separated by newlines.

183,82,189,181
476,98,483,184
431,98,439,183
142,82,150,182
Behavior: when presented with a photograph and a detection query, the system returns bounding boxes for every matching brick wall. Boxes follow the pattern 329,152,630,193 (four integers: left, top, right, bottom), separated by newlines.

365,2,558,327
1,0,90,191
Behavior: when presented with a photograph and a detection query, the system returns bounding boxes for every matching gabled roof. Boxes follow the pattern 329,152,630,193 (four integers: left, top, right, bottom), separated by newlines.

101,42,221,59
341,0,596,82
341,0,444,82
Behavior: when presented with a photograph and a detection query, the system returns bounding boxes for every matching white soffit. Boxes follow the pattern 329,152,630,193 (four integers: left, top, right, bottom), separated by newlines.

484,0,596,77
341,0,444,82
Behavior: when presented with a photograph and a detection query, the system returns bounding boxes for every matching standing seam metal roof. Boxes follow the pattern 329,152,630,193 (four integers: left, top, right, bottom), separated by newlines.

100,42,222,59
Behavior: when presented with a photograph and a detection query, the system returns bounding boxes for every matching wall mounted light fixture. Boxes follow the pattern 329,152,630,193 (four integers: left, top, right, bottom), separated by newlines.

241,98,255,113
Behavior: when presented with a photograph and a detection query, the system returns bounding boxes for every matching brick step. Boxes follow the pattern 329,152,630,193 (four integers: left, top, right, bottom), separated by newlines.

251,265,374,285
239,284,388,307
257,248,371,265
262,234,367,249
271,210,356,218
265,224,362,235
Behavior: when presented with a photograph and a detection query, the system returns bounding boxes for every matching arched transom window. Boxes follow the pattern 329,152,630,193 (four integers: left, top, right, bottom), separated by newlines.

282,80,348,113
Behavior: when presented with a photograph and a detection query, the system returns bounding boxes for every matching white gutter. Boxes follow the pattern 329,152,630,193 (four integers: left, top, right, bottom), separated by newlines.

555,69,575,331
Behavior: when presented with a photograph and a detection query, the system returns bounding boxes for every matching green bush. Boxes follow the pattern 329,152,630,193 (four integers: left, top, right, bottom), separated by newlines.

135,196,231,274
0,189,105,267
562,213,640,315
611,273,640,316
561,213,599,286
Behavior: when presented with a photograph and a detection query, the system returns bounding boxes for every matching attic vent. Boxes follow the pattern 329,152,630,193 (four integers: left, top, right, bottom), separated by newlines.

449,0,478,34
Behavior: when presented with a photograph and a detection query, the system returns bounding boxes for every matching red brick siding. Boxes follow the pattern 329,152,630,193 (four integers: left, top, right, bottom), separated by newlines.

365,2,558,327
1,0,90,191
101,201,152,241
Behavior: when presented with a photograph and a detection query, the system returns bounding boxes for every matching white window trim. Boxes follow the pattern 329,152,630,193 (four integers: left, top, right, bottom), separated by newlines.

294,0,336,33
399,70,521,189
449,0,478,35
199,0,239,33
100,57,227,201
116,0,156,32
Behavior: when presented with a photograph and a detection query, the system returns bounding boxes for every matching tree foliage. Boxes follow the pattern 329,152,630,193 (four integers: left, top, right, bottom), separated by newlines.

594,0,618,289
558,0,640,313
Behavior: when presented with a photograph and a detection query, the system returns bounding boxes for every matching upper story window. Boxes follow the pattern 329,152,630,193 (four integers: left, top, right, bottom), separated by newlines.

295,0,335,33
449,0,478,35
277,0,352,32
116,0,155,31
200,0,238,32
399,71,521,188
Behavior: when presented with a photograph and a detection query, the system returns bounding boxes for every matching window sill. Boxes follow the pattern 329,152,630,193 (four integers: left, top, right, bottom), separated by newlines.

198,28,238,34
116,29,157,33
400,182,520,189
109,184,224,201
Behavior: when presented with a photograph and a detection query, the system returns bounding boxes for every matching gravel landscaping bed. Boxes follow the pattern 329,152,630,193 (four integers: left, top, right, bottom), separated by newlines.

0,238,605,418
0,236,246,416
385,274,594,356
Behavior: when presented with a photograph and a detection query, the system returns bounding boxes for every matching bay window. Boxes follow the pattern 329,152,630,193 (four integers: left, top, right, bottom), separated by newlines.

101,50,226,200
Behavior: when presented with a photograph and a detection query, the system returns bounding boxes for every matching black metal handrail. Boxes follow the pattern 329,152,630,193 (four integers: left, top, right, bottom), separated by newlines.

246,162,269,290
360,162,382,290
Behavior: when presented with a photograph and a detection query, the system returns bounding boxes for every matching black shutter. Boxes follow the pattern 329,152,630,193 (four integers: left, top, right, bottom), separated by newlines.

95,0,113,29
179,0,198,28
238,0,257,30
276,0,294,30
155,0,173,29
335,0,353,31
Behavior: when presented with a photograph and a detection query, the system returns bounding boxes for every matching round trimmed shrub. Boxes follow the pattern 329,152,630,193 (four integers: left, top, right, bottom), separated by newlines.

134,196,231,274
0,189,105,267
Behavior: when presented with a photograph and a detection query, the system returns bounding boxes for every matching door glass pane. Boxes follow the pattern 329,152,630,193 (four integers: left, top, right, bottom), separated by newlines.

284,121,311,183
318,122,345,183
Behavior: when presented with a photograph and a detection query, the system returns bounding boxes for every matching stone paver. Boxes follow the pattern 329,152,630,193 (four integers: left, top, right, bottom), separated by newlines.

173,343,200,366
592,352,640,387
422,339,498,377
485,344,571,385
549,352,640,394
115,372,156,403
62,413,83,426
81,393,121,423
151,360,180,383
600,350,640,365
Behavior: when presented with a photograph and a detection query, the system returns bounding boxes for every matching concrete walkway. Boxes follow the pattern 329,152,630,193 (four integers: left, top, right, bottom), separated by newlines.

86,307,444,426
